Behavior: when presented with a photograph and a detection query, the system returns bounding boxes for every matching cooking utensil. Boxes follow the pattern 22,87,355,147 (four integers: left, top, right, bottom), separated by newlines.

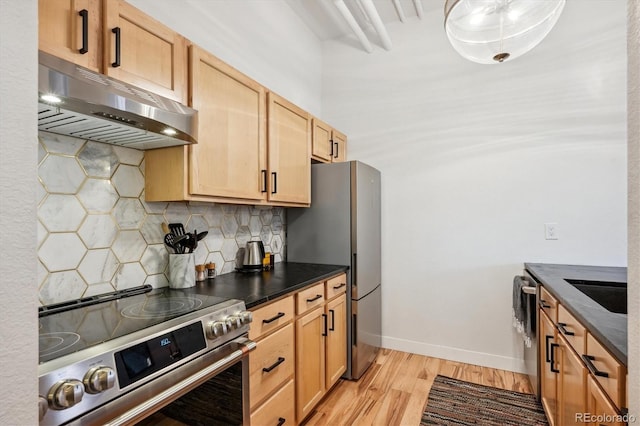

164,233,189,254
168,223,185,236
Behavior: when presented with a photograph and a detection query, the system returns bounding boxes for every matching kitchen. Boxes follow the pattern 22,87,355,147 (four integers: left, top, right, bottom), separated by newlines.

0,0,638,424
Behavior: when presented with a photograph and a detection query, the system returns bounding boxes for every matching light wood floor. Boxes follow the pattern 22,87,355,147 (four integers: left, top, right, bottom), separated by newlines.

302,348,534,426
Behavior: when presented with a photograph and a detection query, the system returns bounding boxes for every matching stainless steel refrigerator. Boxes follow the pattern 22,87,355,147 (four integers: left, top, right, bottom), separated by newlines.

288,160,381,380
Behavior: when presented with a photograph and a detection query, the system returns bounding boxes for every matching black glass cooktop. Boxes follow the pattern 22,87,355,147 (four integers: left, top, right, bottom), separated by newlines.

38,286,229,364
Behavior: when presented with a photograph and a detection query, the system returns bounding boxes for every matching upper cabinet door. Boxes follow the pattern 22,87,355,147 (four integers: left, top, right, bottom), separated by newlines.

39,0,102,72
103,0,188,103
189,46,267,201
311,118,333,162
331,129,347,163
267,93,311,205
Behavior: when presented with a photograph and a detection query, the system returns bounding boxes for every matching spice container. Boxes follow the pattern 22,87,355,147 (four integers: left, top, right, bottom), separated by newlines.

195,264,206,282
263,252,271,271
205,262,216,279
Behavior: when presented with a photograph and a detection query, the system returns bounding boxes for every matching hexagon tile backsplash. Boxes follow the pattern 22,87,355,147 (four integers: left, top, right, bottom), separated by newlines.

37,131,286,306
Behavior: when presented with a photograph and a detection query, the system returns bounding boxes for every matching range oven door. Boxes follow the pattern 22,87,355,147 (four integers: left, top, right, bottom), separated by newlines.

71,336,255,426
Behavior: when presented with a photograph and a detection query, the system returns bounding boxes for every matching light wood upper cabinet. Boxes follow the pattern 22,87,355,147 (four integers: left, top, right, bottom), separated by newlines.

189,46,266,200
311,118,348,163
331,129,347,162
103,0,188,103
312,118,333,162
267,92,311,205
39,0,102,71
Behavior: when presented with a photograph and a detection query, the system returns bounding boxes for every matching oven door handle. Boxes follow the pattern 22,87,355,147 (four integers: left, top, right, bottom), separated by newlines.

103,337,256,426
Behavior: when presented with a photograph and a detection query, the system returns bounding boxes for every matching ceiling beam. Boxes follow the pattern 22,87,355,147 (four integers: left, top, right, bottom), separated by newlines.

333,0,373,53
359,0,393,50
392,0,406,22
413,0,424,19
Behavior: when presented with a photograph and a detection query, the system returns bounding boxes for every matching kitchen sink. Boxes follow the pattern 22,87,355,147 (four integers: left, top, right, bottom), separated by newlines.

565,279,627,314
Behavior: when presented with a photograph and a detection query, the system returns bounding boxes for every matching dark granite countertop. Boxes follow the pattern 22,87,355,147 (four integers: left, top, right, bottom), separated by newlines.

524,263,627,365
189,262,349,309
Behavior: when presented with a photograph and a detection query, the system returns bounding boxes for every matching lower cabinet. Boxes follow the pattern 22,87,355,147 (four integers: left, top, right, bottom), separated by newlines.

250,379,295,426
295,277,347,423
538,285,627,426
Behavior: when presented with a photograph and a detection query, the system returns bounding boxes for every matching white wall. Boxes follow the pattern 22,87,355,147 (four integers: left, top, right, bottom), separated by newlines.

0,0,38,424
627,0,639,418
127,0,323,116
322,1,628,371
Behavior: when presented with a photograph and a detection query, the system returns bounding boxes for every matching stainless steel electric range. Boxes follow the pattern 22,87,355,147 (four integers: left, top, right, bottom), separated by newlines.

38,285,255,426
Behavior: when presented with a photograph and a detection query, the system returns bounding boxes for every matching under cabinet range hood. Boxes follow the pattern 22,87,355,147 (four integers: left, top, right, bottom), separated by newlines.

38,51,197,150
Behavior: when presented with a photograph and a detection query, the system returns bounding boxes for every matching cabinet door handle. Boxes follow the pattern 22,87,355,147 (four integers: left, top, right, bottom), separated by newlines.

333,283,346,290
557,322,575,336
271,172,277,194
277,418,286,426
78,9,89,54
261,170,267,193
111,27,121,67
545,335,553,363
306,294,322,303
581,354,609,377
262,357,285,373
329,139,334,157
334,142,339,158
262,312,285,324
322,313,327,336
329,309,335,331
550,343,560,373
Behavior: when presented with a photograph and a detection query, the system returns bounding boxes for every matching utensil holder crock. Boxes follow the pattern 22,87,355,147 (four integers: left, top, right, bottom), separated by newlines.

169,253,196,289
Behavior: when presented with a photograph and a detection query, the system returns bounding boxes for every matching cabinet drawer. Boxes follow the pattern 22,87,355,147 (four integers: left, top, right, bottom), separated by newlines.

326,273,347,300
250,379,295,426
297,282,325,315
540,286,558,323
249,296,294,340
249,323,294,409
557,305,586,355
585,333,625,409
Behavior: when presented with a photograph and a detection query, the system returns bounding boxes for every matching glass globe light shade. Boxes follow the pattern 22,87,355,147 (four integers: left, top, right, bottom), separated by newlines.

444,0,566,64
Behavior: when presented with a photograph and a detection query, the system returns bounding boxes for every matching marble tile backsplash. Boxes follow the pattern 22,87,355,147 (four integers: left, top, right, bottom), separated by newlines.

37,131,286,305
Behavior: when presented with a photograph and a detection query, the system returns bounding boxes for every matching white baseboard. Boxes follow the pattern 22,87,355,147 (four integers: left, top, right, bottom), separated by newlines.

381,335,528,374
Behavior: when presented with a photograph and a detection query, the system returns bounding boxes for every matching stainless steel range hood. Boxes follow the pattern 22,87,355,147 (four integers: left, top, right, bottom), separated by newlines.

38,51,197,150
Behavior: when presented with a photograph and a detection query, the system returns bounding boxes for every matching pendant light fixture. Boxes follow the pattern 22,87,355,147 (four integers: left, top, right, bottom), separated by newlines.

444,0,566,64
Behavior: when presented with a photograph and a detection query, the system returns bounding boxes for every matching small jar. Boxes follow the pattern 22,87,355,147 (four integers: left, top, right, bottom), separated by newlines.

205,262,216,279
195,264,206,282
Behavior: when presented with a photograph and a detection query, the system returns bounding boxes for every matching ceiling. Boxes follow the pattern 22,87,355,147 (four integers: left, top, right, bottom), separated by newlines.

284,0,442,51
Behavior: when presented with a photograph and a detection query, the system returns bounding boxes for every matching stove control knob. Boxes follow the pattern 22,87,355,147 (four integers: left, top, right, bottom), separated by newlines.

226,315,242,329
238,310,253,325
38,396,48,420
83,366,116,394
48,379,84,410
207,320,228,338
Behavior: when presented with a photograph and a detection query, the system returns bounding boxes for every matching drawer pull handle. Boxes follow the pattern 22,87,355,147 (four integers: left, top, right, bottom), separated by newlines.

550,343,560,373
582,354,609,377
306,294,322,303
557,322,575,336
262,357,285,373
277,418,286,426
262,312,285,324
332,283,346,290
540,300,551,309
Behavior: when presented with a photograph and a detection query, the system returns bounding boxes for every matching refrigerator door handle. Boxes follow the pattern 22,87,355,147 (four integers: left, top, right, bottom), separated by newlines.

352,253,357,298
352,313,357,345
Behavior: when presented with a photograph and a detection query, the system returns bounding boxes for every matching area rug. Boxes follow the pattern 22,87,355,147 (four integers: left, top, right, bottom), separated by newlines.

421,375,548,426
